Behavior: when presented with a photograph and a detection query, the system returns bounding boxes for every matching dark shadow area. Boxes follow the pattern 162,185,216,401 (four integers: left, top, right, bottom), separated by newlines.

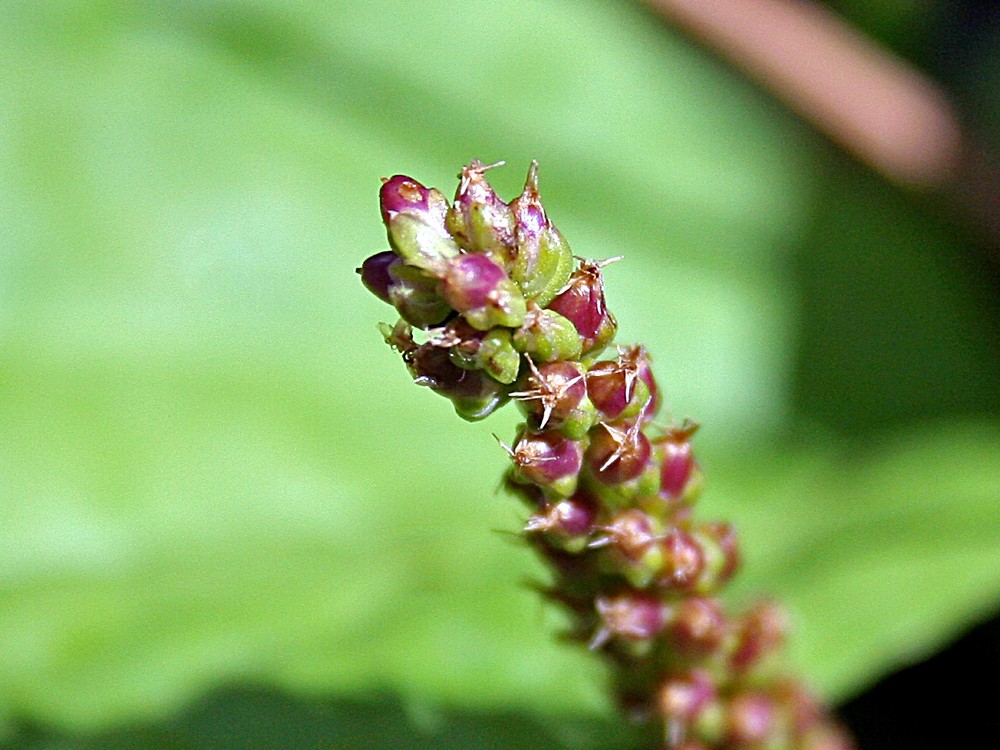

840,609,1000,750
4,688,653,750
790,151,1000,438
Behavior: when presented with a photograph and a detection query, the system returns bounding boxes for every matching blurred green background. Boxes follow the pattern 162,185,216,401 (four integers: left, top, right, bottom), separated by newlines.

2,1,998,748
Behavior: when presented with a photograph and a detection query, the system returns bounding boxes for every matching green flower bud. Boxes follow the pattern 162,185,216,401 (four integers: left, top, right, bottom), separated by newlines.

446,321,521,385
387,212,461,273
446,160,516,268
380,175,460,272
386,262,452,329
509,161,574,306
512,304,583,363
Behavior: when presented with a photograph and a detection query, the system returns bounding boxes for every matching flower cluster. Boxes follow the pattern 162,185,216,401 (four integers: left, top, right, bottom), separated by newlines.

359,161,853,750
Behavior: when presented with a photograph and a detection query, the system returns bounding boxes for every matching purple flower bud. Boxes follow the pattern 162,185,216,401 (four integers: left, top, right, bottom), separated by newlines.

658,529,705,589
512,359,596,439
357,250,398,303
730,601,789,671
667,597,727,655
547,260,617,355
379,175,459,272
441,253,505,309
510,427,584,496
726,692,776,747
405,343,507,420
658,669,716,725
446,160,516,264
525,491,598,552
586,347,653,422
586,422,652,486
595,592,666,642
380,174,449,231
658,431,697,502
440,253,527,330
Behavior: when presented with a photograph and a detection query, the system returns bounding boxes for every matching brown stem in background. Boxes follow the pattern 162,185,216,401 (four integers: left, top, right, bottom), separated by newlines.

640,0,1000,249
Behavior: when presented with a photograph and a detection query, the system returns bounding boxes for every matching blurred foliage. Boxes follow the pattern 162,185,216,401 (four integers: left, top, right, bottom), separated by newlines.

1,0,998,747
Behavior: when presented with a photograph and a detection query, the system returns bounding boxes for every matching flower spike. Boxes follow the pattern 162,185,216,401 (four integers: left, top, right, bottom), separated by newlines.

358,160,853,749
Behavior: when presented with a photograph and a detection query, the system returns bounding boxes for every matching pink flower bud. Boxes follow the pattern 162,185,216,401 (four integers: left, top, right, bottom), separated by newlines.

547,260,617,355
586,422,652,486
726,692,776,747
658,529,705,589
667,597,727,655
525,492,598,551
731,601,789,671
379,174,450,231
586,347,654,422
602,508,658,561
657,422,701,502
595,591,666,642
510,427,584,496
659,669,716,725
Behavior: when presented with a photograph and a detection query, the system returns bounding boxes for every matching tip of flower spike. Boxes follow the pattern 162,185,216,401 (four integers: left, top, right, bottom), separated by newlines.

380,174,431,224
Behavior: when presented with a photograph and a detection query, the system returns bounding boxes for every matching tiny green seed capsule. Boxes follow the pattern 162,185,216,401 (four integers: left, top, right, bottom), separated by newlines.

387,263,452,329
509,161,574,306
448,325,521,385
512,305,583,363
387,212,461,272
446,160,516,268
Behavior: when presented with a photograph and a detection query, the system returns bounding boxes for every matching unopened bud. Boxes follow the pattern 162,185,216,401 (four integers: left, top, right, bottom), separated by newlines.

525,492,598,552
446,160,516,266
445,321,521,385
387,263,452,328
440,253,526,330
726,692,777,747
666,597,727,655
692,522,740,592
656,421,702,506
509,161,574,306
405,343,508,421
380,174,450,230
594,591,666,643
731,601,789,671
658,529,704,590
509,427,585,497
659,670,717,747
358,250,397,304
586,347,654,422
586,422,652,486
512,359,596,440
380,175,459,271
547,260,617,355
512,304,583,363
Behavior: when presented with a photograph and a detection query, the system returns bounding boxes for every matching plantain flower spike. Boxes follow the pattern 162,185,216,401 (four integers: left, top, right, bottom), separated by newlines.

358,160,854,749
